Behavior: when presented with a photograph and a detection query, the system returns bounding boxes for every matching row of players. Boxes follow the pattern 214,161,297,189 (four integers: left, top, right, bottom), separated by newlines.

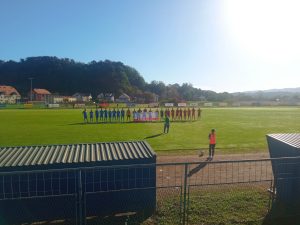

82,108,202,123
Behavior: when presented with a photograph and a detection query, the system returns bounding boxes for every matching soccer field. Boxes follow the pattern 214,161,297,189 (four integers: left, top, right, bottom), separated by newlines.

0,107,299,154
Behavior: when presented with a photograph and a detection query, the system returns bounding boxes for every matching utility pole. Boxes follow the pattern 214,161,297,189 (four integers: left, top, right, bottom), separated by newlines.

28,77,34,102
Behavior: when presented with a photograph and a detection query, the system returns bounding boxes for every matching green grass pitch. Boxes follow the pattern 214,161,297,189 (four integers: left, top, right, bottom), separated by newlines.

0,107,299,154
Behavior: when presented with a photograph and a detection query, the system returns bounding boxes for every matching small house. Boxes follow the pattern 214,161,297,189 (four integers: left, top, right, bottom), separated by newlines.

116,93,130,103
0,85,21,104
32,88,51,102
97,93,114,102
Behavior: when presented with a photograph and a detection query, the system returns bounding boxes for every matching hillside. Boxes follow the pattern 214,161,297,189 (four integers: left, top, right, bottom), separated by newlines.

0,57,299,103
234,88,300,102
0,56,228,102
0,57,146,97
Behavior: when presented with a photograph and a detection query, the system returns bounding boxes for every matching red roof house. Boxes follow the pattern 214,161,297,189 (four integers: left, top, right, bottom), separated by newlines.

0,85,21,104
32,88,52,102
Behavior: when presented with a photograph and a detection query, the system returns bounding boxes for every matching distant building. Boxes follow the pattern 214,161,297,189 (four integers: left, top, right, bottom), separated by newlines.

116,93,130,103
73,93,92,102
50,96,77,104
31,88,52,102
133,92,157,104
219,102,228,107
50,96,64,104
133,96,145,104
0,85,21,104
203,102,213,107
64,96,77,103
97,93,114,102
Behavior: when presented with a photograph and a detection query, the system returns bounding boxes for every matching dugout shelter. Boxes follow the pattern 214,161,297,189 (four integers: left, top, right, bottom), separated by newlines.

0,141,156,224
267,133,300,205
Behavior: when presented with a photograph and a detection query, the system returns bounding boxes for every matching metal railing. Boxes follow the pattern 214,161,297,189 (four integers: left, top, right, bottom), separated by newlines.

0,157,299,224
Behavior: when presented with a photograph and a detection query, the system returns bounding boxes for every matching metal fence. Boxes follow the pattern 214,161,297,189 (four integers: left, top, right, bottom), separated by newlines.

0,157,300,225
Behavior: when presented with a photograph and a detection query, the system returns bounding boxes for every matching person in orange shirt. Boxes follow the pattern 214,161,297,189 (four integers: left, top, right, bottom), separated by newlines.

208,129,216,160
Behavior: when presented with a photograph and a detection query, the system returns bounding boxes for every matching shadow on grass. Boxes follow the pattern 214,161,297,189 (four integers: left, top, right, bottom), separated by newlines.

68,120,200,125
187,158,211,177
262,201,300,225
68,122,135,125
170,120,199,123
144,133,164,139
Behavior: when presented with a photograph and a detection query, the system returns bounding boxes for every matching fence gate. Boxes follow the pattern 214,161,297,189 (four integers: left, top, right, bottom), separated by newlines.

155,163,186,225
184,159,274,225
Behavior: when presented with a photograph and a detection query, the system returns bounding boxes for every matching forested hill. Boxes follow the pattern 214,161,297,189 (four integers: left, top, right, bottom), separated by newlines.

1,56,299,103
0,56,229,102
0,57,146,97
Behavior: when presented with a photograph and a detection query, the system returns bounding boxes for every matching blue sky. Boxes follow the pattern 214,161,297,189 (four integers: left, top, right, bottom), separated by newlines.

0,0,299,93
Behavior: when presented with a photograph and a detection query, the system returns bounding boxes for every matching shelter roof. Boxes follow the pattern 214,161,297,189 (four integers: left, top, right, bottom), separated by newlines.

0,141,156,171
267,133,300,148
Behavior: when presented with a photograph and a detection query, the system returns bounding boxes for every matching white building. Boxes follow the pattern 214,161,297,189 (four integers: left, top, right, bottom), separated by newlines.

72,93,92,102
116,93,130,103
97,93,114,102
51,96,77,103
0,85,21,104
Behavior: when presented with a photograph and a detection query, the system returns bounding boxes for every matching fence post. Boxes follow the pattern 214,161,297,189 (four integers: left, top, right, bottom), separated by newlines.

182,163,189,225
77,170,84,225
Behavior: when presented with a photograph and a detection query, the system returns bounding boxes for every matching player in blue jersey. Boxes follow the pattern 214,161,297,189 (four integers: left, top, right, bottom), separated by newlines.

82,109,88,123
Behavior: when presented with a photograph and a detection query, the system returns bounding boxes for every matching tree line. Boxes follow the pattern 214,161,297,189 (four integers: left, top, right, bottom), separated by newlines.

0,56,298,103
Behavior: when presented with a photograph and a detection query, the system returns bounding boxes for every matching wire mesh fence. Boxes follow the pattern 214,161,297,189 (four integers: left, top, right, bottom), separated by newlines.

0,169,78,225
186,182,271,225
82,165,156,225
0,157,299,224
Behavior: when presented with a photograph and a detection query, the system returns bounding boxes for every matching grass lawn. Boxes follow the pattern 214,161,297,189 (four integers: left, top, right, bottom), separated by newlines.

0,107,299,154
144,184,300,225
146,184,270,225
